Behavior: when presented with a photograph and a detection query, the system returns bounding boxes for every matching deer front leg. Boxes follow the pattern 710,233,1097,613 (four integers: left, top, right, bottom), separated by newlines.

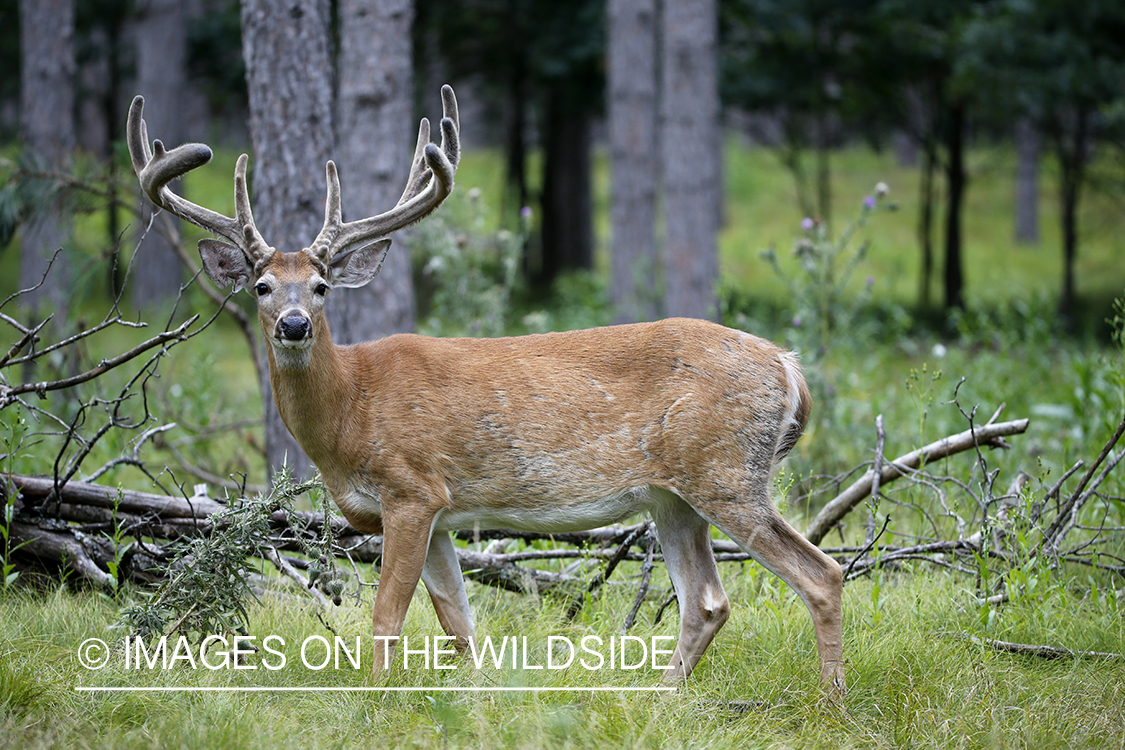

421,530,475,650
370,508,437,674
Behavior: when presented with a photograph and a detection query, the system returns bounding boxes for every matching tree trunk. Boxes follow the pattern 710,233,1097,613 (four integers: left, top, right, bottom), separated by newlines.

815,115,832,231
538,90,594,287
1055,108,1088,323
918,136,936,310
18,0,75,318
661,0,720,321
943,101,966,311
331,0,416,344
132,0,189,310
241,0,336,482
505,61,530,216
1014,117,1040,246
608,0,659,324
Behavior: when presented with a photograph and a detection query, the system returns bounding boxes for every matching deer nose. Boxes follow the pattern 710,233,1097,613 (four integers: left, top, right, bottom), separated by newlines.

278,315,310,341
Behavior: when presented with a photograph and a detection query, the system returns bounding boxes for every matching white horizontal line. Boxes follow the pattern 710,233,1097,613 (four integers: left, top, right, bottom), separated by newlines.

75,685,676,693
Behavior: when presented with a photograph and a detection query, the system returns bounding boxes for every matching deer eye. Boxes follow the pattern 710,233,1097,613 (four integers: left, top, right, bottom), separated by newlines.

254,282,270,297
314,282,329,297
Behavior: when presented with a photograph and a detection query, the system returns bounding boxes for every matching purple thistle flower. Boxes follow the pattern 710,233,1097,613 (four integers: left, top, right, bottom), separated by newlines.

801,217,815,233
863,195,876,210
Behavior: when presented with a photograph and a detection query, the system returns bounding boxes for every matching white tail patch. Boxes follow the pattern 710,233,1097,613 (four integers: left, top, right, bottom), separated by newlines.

774,351,807,461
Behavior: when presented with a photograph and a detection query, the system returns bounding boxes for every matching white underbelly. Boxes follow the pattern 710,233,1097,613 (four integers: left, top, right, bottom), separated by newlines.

434,485,669,533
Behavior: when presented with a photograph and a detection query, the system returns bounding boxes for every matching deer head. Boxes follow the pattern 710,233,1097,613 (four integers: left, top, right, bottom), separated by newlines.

126,85,459,367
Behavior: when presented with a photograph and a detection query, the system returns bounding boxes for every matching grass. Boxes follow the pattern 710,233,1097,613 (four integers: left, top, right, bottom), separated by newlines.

1,562,1123,748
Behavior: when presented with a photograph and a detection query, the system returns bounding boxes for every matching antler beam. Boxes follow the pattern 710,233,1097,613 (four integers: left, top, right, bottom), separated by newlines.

126,96,270,262
307,84,460,266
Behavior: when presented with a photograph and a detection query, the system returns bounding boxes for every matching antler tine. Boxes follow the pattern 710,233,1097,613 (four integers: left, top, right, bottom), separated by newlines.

396,117,433,207
395,85,461,206
312,85,461,263
127,95,270,263
307,160,344,267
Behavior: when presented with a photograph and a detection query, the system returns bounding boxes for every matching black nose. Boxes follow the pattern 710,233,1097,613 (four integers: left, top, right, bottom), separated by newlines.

278,315,310,341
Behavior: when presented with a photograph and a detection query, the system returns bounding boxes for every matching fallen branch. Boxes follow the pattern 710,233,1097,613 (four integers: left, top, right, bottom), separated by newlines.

804,417,1030,545
944,632,1124,661
1040,412,1125,554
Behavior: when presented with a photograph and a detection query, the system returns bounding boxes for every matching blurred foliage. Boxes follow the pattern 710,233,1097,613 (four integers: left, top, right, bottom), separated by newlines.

412,187,526,338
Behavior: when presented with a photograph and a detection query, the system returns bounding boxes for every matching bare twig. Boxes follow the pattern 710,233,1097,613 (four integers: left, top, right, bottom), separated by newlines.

623,527,658,631
1041,412,1125,553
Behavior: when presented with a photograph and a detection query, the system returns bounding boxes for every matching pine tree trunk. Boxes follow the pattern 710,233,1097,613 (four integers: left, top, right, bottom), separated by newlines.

539,91,594,286
19,0,75,318
241,0,336,481
661,0,720,321
608,0,659,323
331,0,416,344
918,137,936,310
1056,108,1088,323
132,0,189,310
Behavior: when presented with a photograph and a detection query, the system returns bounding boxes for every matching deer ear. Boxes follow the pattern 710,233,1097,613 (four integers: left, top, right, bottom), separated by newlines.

328,239,392,288
199,238,252,292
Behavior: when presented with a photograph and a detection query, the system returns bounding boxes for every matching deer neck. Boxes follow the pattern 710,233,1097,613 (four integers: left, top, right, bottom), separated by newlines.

264,320,355,467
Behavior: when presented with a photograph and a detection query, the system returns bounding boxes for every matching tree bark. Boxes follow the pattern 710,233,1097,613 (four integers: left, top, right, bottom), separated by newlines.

240,0,336,482
943,100,966,311
331,0,417,344
608,0,659,323
132,0,189,310
661,0,720,321
538,90,594,286
1013,117,1040,246
18,0,75,318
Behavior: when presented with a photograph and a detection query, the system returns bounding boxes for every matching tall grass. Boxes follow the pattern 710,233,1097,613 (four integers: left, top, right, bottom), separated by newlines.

1,561,1123,748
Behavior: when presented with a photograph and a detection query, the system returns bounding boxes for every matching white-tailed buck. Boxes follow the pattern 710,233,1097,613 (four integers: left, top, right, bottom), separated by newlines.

127,85,844,697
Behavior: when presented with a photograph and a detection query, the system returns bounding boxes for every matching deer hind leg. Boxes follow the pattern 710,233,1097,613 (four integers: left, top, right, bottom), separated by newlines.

709,499,846,698
652,493,731,684
421,530,476,651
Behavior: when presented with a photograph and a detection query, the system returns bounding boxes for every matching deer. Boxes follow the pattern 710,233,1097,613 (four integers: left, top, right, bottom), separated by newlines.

126,85,845,698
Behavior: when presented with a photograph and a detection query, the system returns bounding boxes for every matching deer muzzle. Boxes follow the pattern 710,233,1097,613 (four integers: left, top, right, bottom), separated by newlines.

276,314,311,344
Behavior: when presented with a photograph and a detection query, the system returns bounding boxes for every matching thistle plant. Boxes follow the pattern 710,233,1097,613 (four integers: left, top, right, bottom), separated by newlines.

760,182,891,358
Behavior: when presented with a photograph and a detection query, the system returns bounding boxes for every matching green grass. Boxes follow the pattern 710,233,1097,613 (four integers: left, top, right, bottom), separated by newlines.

1,564,1123,749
